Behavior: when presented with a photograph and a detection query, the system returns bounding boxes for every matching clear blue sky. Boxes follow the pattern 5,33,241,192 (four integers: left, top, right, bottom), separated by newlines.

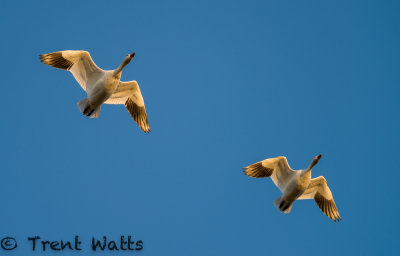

1,0,399,255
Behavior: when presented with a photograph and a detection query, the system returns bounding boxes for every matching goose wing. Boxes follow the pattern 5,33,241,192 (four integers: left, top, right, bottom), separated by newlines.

104,81,150,133
298,176,341,222
243,156,295,191
40,50,103,92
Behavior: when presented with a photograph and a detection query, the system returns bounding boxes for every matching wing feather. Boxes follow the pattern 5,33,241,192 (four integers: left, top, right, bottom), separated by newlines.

40,50,103,92
105,81,150,133
243,156,295,191
242,162,273,178
298,176,341,222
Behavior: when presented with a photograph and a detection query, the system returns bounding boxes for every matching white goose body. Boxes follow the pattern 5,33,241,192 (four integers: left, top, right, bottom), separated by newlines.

87,70,120,109
243,154,341,222
40,50,150,133
281,170,311,202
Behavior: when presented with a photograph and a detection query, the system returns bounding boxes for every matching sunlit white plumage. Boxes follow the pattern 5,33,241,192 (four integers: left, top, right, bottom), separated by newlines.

39,50,150,132
243,154,341,222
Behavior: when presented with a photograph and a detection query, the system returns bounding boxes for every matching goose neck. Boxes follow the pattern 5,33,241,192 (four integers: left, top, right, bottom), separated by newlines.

114,58,130,75
114,64,126,75
302,168,312,176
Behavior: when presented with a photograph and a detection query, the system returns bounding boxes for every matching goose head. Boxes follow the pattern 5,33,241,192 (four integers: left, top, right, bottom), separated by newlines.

123,52,135,66
308,154,322,170
116,52,136,73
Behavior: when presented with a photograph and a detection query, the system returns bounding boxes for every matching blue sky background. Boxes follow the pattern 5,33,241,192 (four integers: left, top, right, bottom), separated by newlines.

1,0,399,255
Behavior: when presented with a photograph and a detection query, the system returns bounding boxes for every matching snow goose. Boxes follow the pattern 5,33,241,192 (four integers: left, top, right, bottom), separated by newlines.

39,50,150,133
243,154,341,222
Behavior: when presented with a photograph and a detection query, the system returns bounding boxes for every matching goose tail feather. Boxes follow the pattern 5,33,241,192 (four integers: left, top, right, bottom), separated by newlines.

77,98,100,118
274,196,293,214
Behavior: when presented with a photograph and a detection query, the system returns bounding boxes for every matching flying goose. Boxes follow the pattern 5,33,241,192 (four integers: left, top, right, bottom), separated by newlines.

243,154,341,222
39,50,150,132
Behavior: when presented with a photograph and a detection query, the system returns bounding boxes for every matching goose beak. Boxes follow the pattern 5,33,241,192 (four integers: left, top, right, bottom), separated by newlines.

317,154,322,160
130,52,136,58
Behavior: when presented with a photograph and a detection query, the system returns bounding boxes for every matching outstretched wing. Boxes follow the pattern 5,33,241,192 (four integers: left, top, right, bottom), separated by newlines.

298,176,341,222
40,50,103,92
105,81,150,133
243,156,295,191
